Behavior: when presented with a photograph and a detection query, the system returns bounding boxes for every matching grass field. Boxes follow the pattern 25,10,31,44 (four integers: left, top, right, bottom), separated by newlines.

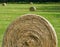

0,3,60,47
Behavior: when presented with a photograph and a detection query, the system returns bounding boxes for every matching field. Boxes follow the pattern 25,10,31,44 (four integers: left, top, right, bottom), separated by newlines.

0,3,60,47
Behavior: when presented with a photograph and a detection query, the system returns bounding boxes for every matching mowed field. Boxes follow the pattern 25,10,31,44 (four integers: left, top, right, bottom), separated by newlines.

0,3,60,47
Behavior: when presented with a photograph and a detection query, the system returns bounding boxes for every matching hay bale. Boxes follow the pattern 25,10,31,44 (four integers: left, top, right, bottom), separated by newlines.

2,3,7,6
29,6,36,11
2,14,57,47
30,2,33,5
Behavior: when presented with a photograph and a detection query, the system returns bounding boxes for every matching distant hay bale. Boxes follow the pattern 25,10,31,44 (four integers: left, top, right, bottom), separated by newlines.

2,14,58,47
30,2,33,5
29,6,36,11
2,3,6,6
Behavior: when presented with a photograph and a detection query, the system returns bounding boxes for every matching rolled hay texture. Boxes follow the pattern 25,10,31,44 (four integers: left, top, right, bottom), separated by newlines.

29,6,36,11
2,14,58,47
2,3,6,6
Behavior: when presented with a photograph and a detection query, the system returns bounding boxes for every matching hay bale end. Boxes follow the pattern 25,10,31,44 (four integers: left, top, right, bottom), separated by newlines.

2,14,58,47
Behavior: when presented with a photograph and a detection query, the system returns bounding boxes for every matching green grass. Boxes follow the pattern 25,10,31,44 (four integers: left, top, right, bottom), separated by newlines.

0,3,60,47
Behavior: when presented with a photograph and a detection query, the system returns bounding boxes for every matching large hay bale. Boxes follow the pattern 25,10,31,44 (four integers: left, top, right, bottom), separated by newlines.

29,6,36,11
2,14,58,47
2,3,7,6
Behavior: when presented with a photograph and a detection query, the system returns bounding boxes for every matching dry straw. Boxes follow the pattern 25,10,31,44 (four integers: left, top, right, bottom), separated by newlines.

2,14,58,47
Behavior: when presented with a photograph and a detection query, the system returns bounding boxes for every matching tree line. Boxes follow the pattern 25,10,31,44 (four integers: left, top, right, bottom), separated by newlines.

0,0,60,3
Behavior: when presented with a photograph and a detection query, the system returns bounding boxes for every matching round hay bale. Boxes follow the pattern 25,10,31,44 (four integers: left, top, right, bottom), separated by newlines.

2,3,6,6
30,2,33,5
2,14,58,47
29,6,36,11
